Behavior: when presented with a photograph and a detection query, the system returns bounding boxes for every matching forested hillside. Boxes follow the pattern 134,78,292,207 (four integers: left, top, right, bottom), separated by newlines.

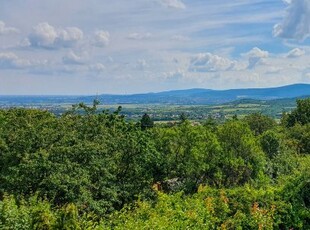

1,99,310,229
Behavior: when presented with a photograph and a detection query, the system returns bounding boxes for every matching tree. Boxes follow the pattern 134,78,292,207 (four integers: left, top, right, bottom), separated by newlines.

140,113,154,130
286,98,310,127
244,113,276,136
152,122,221,192
216,121,267,187
0,107,159,215
260,130,280,158
179,112,188,123
287,124,310,154
203,116,217,132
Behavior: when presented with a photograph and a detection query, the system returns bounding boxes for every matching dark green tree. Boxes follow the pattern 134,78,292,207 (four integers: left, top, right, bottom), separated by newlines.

179,112,188,123
260,130,280,158
286,98,310,127
140,113,154,130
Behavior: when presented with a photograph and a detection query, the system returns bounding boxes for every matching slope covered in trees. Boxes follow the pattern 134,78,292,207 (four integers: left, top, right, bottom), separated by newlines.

0,99,310,229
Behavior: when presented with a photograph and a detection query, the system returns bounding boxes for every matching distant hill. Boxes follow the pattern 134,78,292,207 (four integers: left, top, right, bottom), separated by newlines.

1,84,310,105
94,84,310,105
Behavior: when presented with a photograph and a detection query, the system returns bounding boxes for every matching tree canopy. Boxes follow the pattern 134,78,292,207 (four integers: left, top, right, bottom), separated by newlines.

1,99,310,229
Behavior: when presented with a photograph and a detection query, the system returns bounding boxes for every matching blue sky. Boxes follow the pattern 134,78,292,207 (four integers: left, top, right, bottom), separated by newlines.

1,0,310,95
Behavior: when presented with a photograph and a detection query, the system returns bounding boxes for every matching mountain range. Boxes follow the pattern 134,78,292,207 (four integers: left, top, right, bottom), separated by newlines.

1,84,310,105
93,84,310,105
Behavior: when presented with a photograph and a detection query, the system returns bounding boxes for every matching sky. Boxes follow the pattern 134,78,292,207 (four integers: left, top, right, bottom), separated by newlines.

1,0,310,95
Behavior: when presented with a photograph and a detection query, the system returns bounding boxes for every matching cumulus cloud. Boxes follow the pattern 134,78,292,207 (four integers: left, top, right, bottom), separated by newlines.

157,0,186,9
93,30,110,47
57,27,83,46
29,23,57,47
244,47,269,69
28,22,83,48
273,0,310,40
0,52,46,69
0,21,19,35
127,32,152,40
189,53,236,72
0,52,30,69
286,47,305,58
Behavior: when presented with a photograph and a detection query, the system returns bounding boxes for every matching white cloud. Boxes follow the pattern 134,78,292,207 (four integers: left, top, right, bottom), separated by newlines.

189,53,236,72
28,22,83,48
127,32,152,40
93,30,110,47
244,47,269,69
29,23,57,47
273,0,310,40
286,48,305,58
0,21,19,35
62,51,85,65
0,52,36,69
157,0,186,9
57,27,83,46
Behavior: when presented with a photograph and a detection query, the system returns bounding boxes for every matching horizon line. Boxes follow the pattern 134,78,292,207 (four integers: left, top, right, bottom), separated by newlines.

0,83,309,97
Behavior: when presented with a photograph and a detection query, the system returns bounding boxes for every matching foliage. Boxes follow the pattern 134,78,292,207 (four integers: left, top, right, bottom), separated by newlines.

244,113,276,136
0,106,158,215
0,98,310,229
140,113,154,130
216,120,267,187
286,124,310,154
260,130,280,159
152,121,221,192
286,98,310,127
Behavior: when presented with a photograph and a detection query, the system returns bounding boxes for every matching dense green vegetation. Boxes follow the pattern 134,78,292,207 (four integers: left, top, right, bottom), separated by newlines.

1,99,310,229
